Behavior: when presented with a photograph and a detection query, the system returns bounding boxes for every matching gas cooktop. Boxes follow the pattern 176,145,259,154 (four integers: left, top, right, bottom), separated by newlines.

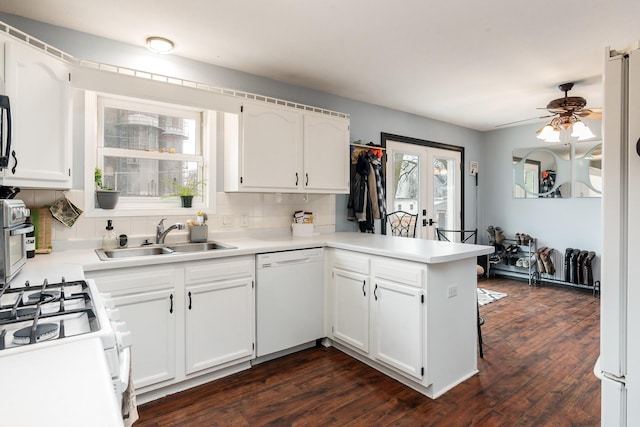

0,278,100,350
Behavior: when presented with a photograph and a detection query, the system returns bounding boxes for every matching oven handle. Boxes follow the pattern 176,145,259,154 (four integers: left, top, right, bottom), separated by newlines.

10,224,34,236
118,346,131,395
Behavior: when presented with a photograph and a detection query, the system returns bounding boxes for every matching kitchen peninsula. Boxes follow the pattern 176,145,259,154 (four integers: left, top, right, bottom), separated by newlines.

26,232,493,401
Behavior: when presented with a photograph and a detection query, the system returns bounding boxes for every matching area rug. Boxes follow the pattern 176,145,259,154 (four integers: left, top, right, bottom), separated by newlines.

477,288,507,306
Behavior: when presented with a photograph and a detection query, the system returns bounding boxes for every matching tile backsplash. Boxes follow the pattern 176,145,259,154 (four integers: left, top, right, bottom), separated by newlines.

18,189,336,248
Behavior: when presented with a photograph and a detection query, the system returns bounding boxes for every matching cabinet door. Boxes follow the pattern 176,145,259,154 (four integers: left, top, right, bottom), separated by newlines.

3,40,71,188
372,278,424,379
111,288,177,389
303,114,350,193
241,102,302,191
185,277,254,375
332,268,370,352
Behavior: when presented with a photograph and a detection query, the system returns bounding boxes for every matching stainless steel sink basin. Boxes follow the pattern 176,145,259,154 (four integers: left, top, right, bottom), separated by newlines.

96,241,236,260
166,242,236,252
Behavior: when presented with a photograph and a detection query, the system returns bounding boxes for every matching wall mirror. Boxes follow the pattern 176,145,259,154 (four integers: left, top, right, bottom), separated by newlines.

573,141,602,198
513,144,571,198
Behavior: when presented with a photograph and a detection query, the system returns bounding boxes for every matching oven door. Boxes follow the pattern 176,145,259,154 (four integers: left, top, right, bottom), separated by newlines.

2,223,33,282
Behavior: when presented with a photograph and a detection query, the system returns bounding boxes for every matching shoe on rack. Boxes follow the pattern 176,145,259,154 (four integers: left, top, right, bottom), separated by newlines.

489,254,501,263
516,258,524,267
577,250,589,284
564,248,573,282
584,251,596,286
542,247,555,275
494,226,506,244
521,234,531,245
515,233,522,245
521,255,534,268
535,247,547,274
487,226,495,244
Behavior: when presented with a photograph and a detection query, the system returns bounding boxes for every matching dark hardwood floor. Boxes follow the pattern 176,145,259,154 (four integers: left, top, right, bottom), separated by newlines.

135,277,601,426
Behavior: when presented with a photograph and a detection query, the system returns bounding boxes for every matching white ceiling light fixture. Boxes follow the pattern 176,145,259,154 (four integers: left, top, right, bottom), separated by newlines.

535,114,595,142
146,36,174,54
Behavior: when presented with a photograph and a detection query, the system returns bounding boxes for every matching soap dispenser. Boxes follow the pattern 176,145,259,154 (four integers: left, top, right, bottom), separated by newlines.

102,219,118,250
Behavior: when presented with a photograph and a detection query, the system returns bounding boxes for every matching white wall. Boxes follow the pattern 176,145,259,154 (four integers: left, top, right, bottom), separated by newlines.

0,13,484,239
481,120,602,281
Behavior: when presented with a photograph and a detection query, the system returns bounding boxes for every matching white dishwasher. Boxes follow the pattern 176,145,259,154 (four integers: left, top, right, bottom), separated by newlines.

256,248,324,358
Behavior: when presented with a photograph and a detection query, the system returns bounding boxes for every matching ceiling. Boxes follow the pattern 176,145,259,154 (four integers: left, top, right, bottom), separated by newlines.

1,0,639,131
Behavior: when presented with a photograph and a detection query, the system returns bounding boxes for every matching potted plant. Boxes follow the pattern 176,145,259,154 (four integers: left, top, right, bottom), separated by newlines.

94,168,120,209
164,177,206,208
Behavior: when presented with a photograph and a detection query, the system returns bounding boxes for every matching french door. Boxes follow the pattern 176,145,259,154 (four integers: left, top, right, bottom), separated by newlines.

385,138,462,240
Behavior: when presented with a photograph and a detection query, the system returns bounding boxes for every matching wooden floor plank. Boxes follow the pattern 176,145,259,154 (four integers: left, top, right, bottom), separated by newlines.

136,278,601,426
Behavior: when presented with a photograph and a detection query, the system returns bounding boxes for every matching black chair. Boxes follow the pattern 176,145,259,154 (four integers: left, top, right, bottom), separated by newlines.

435,228,478,244
435,227,484,358
386,211,418,238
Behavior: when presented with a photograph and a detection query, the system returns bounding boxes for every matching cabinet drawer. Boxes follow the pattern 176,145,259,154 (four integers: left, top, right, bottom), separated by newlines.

185,256,254,284
373,259,425,288
88,267,176,294
331,249,370,274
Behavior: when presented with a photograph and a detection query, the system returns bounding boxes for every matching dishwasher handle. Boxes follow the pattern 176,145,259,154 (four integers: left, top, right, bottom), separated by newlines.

260,257,313,268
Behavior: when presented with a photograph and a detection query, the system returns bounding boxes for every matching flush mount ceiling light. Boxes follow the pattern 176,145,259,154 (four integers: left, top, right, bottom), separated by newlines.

146,37,174,54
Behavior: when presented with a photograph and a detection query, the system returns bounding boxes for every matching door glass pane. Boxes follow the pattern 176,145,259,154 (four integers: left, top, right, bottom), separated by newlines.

433,157,455,230
391,152,419,214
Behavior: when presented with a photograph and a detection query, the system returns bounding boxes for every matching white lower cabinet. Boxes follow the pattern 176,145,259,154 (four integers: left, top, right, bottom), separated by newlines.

332,268,370,352
371,278,424,380
329,249,426,383
87,255,255,396
184,259,255,375
86,267,179,390
112,287,177,388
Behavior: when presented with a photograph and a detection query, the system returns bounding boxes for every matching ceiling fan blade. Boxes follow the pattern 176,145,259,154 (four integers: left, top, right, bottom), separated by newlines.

576,109,603,119
494,114,555,128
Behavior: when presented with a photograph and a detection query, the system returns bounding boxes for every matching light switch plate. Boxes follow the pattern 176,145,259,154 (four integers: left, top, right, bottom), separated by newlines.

447,286,458,298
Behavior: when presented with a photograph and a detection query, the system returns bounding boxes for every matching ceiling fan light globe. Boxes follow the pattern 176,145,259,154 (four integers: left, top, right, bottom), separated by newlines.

573,122,596,140
544,130,561,143
537,124,556,141
571,121,585,137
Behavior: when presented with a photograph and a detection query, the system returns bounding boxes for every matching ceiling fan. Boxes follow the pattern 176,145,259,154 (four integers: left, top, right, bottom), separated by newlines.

495,83,602,139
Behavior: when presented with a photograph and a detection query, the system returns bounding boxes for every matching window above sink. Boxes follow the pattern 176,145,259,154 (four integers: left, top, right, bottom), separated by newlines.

82,90,221,218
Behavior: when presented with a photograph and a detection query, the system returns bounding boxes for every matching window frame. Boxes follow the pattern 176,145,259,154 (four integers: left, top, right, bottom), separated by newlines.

84,91,217,218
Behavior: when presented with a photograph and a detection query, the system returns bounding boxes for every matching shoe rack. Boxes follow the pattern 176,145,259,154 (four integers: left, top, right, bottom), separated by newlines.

488,237,537,285
531,248,600,296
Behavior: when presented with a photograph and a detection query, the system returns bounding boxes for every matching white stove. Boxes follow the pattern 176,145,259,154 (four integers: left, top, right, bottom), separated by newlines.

0,275,134,426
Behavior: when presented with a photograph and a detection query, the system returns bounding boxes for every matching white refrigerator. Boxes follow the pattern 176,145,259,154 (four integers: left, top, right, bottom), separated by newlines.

599,41,640,426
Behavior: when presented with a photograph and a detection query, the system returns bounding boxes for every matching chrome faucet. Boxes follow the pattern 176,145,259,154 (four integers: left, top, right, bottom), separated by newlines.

156,218,185,244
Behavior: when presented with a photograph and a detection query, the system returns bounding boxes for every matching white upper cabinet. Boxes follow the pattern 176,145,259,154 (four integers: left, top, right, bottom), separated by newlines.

225,100,349,194
236,101,303,191
303,114,350,193
0,35,72,189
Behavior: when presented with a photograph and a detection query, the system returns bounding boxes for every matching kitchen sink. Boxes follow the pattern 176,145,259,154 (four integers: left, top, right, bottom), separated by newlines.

166,242,236,252
96,241,236,260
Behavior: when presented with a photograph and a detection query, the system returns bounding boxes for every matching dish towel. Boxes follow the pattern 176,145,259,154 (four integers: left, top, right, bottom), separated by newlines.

122,353,139,427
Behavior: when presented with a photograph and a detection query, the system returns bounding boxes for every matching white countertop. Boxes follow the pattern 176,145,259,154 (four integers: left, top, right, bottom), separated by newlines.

0,338,124,427
16,232,494,275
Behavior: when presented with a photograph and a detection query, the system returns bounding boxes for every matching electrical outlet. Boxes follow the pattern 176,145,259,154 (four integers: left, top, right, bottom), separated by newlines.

447,286,458,298
222,215,233,227
240,214,249,227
